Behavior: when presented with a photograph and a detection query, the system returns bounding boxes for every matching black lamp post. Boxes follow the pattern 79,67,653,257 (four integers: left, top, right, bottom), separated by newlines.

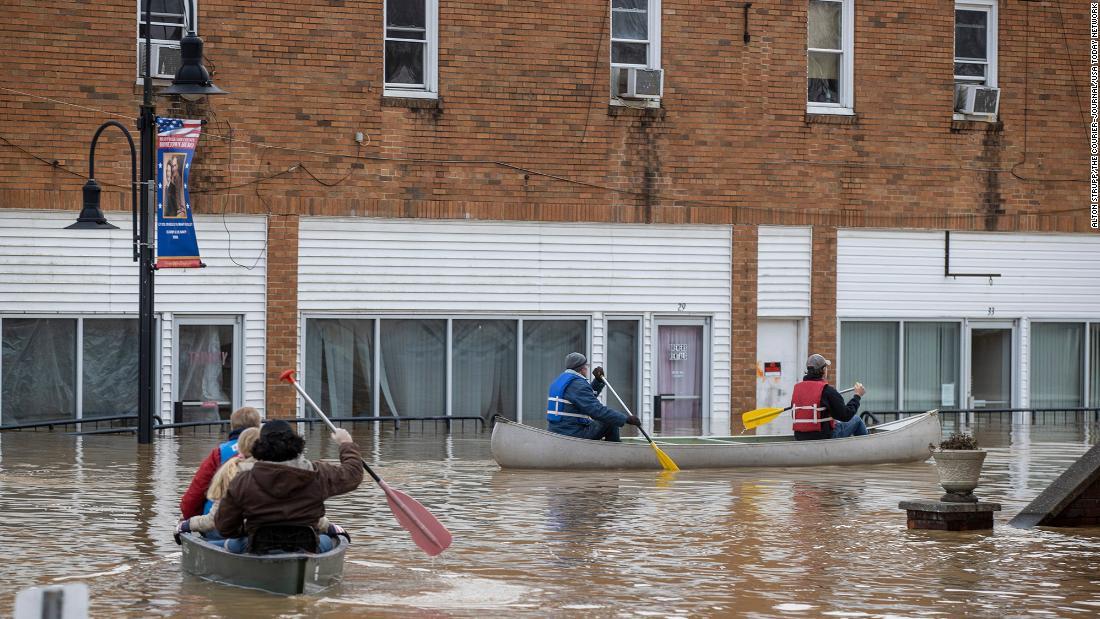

67,3,224,444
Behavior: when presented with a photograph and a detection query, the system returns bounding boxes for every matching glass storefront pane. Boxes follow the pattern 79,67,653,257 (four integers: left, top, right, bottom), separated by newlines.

522,320,586,428
1030,323,1084,408
840,321,898,411
306,319,375,418
904,322,960,411
607,320,640,414
452,320,517,421
82,319,139,418
1,318,77,424
178,323,234,420
380,319,445,417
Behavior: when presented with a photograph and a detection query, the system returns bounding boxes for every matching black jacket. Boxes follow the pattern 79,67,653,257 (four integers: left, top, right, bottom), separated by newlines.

792,375,861,441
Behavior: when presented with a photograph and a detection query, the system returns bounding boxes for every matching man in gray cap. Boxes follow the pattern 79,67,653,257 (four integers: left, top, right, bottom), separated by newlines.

545,352,641,441
790,353,867,441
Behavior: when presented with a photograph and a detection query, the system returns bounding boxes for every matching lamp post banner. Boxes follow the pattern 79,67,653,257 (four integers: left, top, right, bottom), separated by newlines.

155,117,204,269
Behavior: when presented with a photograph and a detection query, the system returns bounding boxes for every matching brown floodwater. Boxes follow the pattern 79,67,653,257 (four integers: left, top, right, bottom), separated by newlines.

1,416,1099,618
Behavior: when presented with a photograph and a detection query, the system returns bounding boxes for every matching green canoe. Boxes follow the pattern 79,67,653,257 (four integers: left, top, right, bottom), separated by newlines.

180,532,348,595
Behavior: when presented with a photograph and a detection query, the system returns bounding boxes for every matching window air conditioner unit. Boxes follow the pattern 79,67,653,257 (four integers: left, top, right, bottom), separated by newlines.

613,67,663,100
138,42,183,80
954,84,1000,116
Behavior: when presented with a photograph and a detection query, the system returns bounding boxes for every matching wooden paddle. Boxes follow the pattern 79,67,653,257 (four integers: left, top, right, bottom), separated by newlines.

280,369,453,557
741,386,857,430
601,376,681,472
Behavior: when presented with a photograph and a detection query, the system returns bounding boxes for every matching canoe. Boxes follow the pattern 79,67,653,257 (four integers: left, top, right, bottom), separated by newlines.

491,410,940,470
180,532,348,595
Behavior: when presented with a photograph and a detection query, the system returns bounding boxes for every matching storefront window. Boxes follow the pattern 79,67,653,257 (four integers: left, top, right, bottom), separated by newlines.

1030,322,1084,408
1091,324,1100,408
607,319,641,418
82,319,139,418
452,319,517,421
904,322,960,411
522,320,587,428
177,323,235,420
306,319,375,417
380,319,446,417
1,318,77,425
840,321,898,411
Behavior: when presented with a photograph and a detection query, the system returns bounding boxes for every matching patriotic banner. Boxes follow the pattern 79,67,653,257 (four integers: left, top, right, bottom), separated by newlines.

155,117,205,269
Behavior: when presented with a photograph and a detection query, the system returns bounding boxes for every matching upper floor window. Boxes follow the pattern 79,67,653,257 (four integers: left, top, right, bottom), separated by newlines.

384,0,438,98
137,0,195,80
954,1,997,87
807,0,854,114
611,0,659,68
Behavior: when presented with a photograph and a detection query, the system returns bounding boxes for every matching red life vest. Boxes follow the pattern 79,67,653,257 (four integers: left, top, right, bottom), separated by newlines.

790,380,835,433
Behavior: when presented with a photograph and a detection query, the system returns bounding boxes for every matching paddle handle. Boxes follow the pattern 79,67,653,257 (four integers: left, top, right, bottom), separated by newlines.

280,369,381,483
601,376,655,442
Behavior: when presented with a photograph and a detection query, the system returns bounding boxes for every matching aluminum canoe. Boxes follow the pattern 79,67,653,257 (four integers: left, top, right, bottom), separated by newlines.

180,532,348,595
491,411,940,470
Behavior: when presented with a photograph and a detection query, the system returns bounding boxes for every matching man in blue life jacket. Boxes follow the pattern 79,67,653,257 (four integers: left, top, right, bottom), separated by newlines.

179,406,262,518
547,352,641,441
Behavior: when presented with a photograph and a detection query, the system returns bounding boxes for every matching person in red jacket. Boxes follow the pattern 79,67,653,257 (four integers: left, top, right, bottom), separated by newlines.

179,406,262,519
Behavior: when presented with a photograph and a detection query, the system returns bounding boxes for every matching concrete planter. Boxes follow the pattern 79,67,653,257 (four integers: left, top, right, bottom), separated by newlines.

932,449,987,503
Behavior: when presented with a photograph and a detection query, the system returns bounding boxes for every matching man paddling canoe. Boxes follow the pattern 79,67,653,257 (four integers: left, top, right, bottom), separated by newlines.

792,353,867,441
546,352,641,442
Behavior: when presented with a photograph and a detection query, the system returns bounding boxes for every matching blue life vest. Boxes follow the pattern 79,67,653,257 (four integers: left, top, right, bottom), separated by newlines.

201,438,240,515
546,371,591,424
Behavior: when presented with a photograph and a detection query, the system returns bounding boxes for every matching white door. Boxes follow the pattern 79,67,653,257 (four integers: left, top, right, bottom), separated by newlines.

174,316,242,422
965,320,1015,410
653,318,710,436
755,319,804,435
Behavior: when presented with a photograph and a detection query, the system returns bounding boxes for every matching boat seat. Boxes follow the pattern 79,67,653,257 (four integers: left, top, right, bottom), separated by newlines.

247,525,319,555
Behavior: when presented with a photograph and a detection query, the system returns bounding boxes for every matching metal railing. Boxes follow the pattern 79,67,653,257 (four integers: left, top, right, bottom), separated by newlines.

862,407,1100,426
0,414,485,437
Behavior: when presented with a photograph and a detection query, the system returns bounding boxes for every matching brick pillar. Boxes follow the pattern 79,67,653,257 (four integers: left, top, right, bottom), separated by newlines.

809,225,838,362
729,224,758,433
265,214,299,419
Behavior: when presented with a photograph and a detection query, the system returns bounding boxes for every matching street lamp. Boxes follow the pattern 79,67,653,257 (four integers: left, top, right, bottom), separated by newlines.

67,3,225,444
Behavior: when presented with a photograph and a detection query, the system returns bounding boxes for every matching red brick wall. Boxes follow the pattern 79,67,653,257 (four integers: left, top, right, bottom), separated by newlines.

730,224,758,431
0,1,1089,231
265,213,299,419
809,225,837,364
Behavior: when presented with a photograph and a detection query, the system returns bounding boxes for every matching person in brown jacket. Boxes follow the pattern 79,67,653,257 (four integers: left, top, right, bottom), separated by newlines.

214,419,363,553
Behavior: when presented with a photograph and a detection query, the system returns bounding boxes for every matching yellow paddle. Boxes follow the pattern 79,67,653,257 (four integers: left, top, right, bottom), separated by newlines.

741,386,856,430
602,376,680,472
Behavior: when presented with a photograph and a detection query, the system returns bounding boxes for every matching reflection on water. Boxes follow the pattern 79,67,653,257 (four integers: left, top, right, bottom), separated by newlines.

1,417,1099,617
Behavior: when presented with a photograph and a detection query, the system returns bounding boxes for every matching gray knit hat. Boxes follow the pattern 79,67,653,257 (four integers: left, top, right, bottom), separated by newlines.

564,352,588,371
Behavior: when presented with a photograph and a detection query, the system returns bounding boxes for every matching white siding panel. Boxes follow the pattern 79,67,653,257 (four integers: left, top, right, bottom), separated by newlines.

299,218,732,432
837,230,1100,319
758,226,812,317
0,210,267,418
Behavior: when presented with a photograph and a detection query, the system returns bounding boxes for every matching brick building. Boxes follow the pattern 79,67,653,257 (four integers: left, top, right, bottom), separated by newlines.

0,0,1096,434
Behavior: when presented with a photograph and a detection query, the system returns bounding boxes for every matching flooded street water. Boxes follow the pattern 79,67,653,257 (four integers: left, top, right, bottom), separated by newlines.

2,417,1100,618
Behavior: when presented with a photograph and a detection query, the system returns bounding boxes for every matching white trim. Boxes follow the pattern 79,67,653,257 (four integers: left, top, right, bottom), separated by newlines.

382,0,439,96
806,0,854,114
953,0,998,121
610,0,663,102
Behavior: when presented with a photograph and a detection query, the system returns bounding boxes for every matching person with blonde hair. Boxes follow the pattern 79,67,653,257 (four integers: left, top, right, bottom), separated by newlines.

177,427,260,538
179,406,262,519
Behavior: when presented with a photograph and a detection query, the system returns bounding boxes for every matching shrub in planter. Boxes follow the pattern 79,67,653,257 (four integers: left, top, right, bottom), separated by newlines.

929,433,986,503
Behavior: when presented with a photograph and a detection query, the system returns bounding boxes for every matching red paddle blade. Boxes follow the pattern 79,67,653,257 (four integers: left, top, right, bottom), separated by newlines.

378,480,452,556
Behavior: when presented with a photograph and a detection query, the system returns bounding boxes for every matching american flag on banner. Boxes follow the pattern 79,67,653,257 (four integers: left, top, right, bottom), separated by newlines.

156,117,202,150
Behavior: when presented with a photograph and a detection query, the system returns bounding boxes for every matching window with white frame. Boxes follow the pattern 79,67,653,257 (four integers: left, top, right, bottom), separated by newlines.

1030,322,1086,409
1,317,139,425
611,0,659,68
954,1,997,88
137,0,196,80
806,0,854,114
304,316,588,425
384,0,438,97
